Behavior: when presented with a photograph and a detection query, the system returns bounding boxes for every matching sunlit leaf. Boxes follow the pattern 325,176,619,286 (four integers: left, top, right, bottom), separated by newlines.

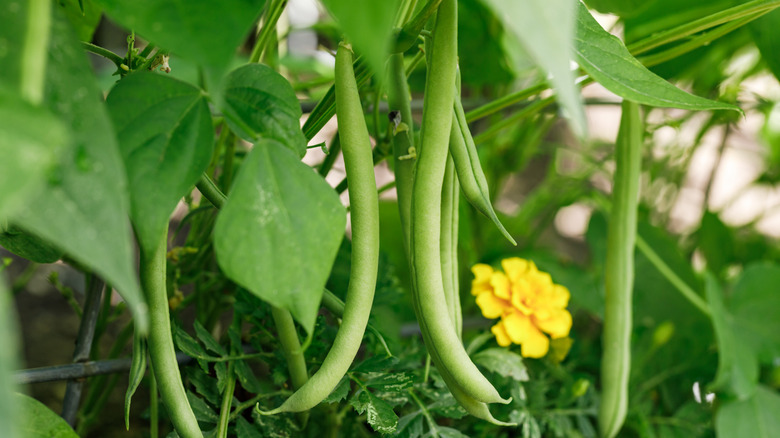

17,393,78,438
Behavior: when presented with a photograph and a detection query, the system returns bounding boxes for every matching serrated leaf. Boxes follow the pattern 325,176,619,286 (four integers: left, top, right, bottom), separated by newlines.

11,11,147,333
106,72,213,254
706,274,758,399
352,355,399,374
319,0,399,78
16,393,78,438
362,372,414,392
728,263,780,363
193,320,227,356
428,394,468,420
323,377,351,404
716,385,780,438
0,92,68,218
350,390,399,435
185,366,220,406
437,427,470,438
186,391,219,425
94,0,264,72
483,0,586,136
473,347,529,381
173,324,210,372
124,333,147,430
393,413,423,438
214,139,345,334
236,417,263,438
234,359,263,394
221,64,307,157
574,3,740,112
0,226,62,264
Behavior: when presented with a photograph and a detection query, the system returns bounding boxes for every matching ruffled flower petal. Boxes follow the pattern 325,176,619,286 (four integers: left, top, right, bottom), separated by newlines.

535,309,573,339
520,325,550,358
502,257,530,283
502,311,533,344
476,291,509,319
490,271,511,299
491,321,512,347
471,264,494,296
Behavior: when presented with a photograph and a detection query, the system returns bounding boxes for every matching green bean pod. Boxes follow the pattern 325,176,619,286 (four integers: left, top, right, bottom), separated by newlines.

599,101,642,438
124,332,147,430
388,52,416,252
141,232,202,438
451,96,516,245
440,155,462,337
260,42,379,415
409,0,507,405
271,306,309,390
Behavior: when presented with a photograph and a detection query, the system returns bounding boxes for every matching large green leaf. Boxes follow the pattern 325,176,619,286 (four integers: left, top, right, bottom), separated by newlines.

0,279,20,438
706,275,758,399
727,263,780,363
750,9,780,84
221,64,307,157
320,0,399,78
106,72,213,253
214,140,345,334
0,226,62,264
0,92,67,217
0,0,27,89
583,0,655,17
575,3,740,112
483,0,587,137
11,11,148,333
716,385,780,438
16,393,78,438
94,0,264,71
59,0,103,42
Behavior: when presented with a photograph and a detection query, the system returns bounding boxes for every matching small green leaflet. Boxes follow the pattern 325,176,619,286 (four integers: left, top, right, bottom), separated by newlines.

214,140,345,334
350,390,399,435
575,3,740,112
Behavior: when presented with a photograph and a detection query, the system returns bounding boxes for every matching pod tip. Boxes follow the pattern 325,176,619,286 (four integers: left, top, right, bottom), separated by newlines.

254,403,282,416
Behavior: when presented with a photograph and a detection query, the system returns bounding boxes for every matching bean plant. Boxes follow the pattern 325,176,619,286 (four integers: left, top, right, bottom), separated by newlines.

2,0,780,437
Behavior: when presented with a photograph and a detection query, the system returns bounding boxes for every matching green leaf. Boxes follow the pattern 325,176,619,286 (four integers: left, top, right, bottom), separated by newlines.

574,3,740,112
583,0,654,17
750,9,780,82
393,413,423,438
438,427,470,438
362,372,414,392
235,417,263,438
186,391,219,426
0,226,63,264
0,1,27,89
0,91,68,218
472,348,529,381
193,320,227,356
706,274,758,399
0,280,20,438
350,390,399,435
106,72,213,254
214,140,345,334
728,263,780,363
483,0,587,137
319,0,399,78
16,393,78,438
221,64,307,157
94,0,264,72
697,211,734,275
59,0,102,41
323,377,350,404
11,11,147,333
233,360,263,393
716,385,780,438
124,332,147,430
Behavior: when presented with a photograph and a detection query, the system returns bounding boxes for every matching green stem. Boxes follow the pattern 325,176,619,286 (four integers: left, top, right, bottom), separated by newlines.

216,317,240,438
465,83,547,122
230,391,290,421
627,0,780,55
599,101,642,438
250,0,288,63
472,96,555,144
20,0,51,104
81,42,124,67
141,232,202,438
635,236,711,316
150,372,159,438
196,173,227,209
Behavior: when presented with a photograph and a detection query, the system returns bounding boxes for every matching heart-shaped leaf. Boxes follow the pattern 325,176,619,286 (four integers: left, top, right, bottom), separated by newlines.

106,72,213,253
214,140,345,334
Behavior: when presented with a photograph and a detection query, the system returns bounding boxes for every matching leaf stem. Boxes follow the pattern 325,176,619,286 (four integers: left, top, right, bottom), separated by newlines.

81,42,124,67
250,0,288,63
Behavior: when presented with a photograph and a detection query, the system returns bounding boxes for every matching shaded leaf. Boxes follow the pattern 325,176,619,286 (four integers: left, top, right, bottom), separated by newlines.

728,263,780,363
16,393,78,437
362,372,414,392
706,274,758,399
234,360,263,394
214,139,345,334
473,348,529,381
574,3,739,112
59,0,102,41
393,413,423,438
106,72,213,253
236,417,263,438
186,391,219,425
750,9,780,82
0,92,67,217
716,385,780,438
438,427,470,438
94,0,264,72
352,355,399,374
0,226,62,264
483,0,586,136
221,64,307,157
193,320,227,356
350,390,399,434
12,11,147,333
323,377,350,404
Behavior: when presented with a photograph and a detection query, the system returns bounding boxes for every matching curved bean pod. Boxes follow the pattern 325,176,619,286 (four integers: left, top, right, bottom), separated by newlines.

141,232,203,438
409,0,507,405
440,155,462,337
599,101,642,438
260,42,379,414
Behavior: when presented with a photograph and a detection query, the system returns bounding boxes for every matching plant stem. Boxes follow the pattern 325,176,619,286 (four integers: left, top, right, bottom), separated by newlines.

20,0,51,104
141,232,203,438
216,322,238,438
472,97,555,144
250,0,287,63
150,372,159,438
465,83,547,122
81,42,124,67
627,0,780,55
635,236,711,316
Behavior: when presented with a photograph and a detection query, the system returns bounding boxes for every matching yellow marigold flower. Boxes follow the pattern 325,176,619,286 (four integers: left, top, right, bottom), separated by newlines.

471,258,572,358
